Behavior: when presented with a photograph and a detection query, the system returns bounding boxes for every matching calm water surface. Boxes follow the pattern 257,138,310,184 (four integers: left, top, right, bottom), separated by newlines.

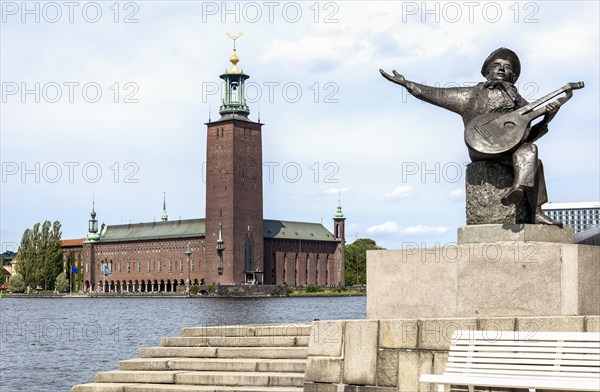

0,296,365,392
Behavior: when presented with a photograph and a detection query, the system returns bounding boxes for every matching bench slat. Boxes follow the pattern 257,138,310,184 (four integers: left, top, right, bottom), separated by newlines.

449,344,600,354
452,330,600,341
446,362,600,373
452,340,600,348
449,351,600,360
448,356,599,367
445,367,600,378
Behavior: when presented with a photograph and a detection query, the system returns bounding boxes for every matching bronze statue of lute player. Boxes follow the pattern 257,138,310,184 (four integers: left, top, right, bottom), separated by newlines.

380,47,584,226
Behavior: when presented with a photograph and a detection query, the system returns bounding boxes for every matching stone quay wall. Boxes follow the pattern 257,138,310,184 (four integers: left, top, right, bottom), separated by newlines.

303,316,600,392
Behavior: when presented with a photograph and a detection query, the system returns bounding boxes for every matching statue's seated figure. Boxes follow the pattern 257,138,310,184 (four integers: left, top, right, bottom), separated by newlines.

381,48,564,225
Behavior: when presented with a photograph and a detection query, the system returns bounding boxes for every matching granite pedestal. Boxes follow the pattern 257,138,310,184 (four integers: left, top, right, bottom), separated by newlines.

466,161,531,225
367,224,599,319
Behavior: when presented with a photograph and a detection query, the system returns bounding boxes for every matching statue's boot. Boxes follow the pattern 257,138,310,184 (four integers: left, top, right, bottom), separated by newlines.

503,143,538,207
534,207,563,226
501,186,524,206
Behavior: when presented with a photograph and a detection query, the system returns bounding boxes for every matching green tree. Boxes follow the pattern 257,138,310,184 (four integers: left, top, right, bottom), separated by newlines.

55,272,69,292
17,221,63,290
345,238,384,286
8,273,26,293
19,227,35,288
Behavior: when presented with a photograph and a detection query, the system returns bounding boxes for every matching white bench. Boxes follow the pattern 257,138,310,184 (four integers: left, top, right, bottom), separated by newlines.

420,330,600,392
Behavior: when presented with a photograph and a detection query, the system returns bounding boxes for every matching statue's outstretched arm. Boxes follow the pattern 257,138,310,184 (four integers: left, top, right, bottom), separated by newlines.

380,69,471,116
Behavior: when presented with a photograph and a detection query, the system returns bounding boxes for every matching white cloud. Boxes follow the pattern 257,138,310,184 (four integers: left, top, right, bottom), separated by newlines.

402,225,450,235
385,186,414,201
367,221,399,234
449,188,465,200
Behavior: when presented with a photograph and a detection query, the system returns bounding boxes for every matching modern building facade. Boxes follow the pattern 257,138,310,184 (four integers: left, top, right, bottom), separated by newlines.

542,202,600,233
64,45,346,293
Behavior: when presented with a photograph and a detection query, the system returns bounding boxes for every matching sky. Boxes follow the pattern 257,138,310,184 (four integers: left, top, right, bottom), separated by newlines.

1,0,599,252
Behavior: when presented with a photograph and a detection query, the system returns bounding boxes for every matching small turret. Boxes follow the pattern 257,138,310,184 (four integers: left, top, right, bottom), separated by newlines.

333,193,346,241
219,33,250,118
161,192,168,222
335,201,344,219
86,197,100,243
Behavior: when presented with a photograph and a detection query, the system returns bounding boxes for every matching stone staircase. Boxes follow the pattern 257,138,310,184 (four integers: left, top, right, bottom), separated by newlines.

72,323,311,392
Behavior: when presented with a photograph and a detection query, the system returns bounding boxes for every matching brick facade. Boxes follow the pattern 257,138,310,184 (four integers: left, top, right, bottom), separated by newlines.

77,234,345,293
205,118,264,285
82,237,206,293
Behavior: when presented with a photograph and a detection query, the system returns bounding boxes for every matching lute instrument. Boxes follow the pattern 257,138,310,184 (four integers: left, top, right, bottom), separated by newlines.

464,82,584,156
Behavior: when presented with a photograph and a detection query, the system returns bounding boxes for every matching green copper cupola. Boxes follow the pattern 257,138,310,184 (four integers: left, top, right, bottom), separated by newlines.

219,33,250,118
86,197,100,243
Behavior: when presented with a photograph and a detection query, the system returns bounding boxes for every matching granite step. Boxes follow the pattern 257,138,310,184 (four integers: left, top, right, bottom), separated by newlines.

92,370,304,388
118,358,306,373
160,335,309,347
73,383,303,392
180,324,311,338
124,387,303,392
174,371,304,387
95,371,183,384
123,386,303,392
139,346,308,359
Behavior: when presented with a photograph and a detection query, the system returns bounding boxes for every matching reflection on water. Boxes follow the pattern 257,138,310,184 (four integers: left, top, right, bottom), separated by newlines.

0,296,365,392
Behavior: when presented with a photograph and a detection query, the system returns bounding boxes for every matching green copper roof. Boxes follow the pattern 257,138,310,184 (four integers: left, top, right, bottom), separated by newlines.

99,219,205,242
335,203,344,219
96,218,336,243
263,220,337,242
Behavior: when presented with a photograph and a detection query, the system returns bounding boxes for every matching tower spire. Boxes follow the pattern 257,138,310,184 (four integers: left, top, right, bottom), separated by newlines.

86,195,100,242
335,189,344,218
161,192,168,221
219,33,250,118
333,190,346,242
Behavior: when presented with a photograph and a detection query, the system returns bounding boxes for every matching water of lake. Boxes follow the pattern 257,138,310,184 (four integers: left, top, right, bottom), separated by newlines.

0,296,365,392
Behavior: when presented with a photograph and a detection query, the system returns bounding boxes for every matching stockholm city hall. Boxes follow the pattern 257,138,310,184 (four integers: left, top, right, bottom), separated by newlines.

61,41,346,293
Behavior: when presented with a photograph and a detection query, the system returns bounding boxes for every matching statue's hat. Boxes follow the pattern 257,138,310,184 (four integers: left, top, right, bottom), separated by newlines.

481,47,521,82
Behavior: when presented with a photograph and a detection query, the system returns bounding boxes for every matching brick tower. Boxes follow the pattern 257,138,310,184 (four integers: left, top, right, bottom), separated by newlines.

204,41,264,285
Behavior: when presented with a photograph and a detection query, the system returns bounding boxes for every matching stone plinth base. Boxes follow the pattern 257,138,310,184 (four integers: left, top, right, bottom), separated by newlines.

466,161,529,224
457,224,574,244
367,242,599,319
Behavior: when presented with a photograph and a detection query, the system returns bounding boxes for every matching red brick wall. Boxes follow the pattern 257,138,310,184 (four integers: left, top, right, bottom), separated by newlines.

83,238,206,291
263,237,344,287
205,119,264,285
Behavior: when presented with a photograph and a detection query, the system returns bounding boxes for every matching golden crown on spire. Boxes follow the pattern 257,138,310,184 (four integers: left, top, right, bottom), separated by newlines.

225,32,244,74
